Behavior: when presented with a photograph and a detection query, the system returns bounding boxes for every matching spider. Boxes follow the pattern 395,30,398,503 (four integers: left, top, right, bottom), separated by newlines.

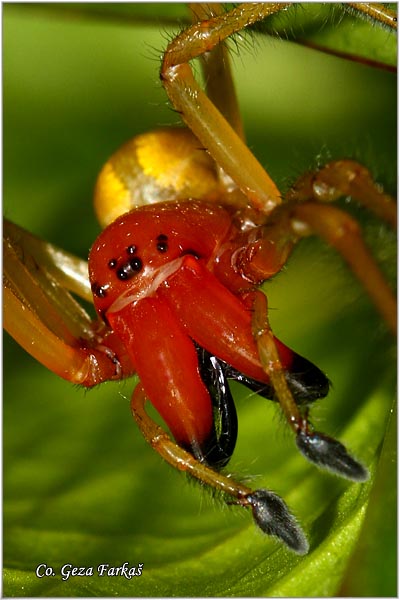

4,2,396,562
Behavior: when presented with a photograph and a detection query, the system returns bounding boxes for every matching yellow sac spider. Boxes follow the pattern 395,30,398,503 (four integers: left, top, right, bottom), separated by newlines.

3,2,396,590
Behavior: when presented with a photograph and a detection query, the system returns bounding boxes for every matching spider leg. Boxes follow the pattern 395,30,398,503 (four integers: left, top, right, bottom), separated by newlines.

187,3,251,210
4,219,134,385
131,383,309,555
189,3,245,142
346,3,397,31
251,291,369,482
161,3,289,212
286,159,397,229
289,201,396,334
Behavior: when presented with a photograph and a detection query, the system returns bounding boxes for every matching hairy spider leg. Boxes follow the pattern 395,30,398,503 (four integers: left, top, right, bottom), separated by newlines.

286,160,397,229
4,219,134,386
282,200,396,334
161,3,287,213
131,384,309,555
251,292,368,482
189,3,246,142
347,3,397,30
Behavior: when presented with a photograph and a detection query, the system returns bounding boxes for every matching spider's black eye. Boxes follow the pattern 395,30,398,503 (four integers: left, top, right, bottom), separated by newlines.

127,245,137,255
129,257,143,271
117,257,143,280
156,233,169,253
108,258,117,269
91,282,108,298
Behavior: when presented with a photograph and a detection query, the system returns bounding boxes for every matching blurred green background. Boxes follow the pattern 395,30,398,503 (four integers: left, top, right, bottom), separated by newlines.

4,4,396,597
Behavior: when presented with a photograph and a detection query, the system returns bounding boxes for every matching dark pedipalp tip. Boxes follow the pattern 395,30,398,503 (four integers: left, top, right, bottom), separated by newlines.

296,430,369,482
243,489,309,555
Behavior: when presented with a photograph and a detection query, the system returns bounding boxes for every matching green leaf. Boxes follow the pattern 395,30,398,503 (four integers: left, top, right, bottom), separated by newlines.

4,4,396,597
